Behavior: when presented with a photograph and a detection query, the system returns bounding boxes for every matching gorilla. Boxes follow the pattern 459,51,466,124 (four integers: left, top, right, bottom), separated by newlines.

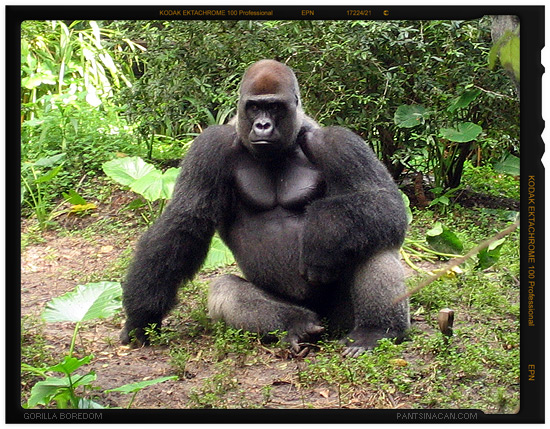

120,59,409,357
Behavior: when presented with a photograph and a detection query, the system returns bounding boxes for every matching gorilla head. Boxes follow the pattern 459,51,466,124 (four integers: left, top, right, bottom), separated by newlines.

236,60,306,159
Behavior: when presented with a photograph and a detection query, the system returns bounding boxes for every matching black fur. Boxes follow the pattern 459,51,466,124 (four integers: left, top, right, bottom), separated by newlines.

121,60,409,356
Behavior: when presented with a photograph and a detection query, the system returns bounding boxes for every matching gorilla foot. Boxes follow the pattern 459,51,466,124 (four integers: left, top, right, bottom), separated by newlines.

340,328,398,358
284,321,325,357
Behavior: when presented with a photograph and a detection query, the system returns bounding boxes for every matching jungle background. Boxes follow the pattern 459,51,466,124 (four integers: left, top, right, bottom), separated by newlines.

20,18,520,412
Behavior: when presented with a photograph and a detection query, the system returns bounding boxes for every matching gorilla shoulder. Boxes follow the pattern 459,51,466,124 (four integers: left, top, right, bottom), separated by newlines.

300,126,373,165
194,124,238,148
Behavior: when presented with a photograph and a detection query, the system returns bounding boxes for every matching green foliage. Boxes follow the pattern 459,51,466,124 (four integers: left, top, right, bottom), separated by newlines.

425,222,464,255
103,156,180,222
25,355,101,409
203,235,236,269
394,105,429,128
21,153,65,228
43,281,122,324
439,122,482,143
24,281,175,409
493,153,520,176
105,376,177,408
394,85,484,190
21,20,140,194
25,282,122,408
462,160,520,199
212,322,258,360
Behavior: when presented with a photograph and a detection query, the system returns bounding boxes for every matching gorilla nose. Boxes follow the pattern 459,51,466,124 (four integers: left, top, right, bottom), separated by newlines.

254,120,273,138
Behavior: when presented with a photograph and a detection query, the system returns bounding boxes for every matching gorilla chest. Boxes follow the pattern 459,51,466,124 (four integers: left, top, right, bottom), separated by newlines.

233,151,325,211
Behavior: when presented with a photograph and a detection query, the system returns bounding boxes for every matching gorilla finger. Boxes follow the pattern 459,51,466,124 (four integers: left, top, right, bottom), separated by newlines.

295,346,311,359
342,346,367,358
288,337,302,354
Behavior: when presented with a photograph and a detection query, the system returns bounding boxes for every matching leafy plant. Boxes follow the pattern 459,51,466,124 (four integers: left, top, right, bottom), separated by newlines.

21,153,65,228
394,86,483,192
21,20,141,189
426,222,464,256
24,281,122,408
43,281,123,356
104,156,236,266
203,235,235,269
23,281,177,409
102,156,180,222
105,376,177,408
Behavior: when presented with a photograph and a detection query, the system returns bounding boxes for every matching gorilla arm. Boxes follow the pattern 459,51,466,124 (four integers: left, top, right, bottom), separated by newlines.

121,126,235,344
299,127,408,285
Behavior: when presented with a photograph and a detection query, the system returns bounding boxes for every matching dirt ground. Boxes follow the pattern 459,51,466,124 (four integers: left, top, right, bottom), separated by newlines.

18,192,445,410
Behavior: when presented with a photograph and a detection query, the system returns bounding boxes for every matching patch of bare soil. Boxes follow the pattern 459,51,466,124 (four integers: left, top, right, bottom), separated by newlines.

20,192,434,410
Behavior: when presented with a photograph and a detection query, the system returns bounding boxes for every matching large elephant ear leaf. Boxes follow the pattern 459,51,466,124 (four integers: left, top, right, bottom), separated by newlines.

43,282,122,323
426,222,464,255
103,157,155,187
204,235,235,269
394,105,428,128
439,122,482,143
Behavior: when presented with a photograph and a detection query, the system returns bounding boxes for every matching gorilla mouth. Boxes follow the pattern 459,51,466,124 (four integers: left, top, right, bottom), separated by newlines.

250,140,276,145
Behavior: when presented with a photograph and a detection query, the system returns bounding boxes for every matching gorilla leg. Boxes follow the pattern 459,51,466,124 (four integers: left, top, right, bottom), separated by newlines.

340,250,410,357
208,274,324,354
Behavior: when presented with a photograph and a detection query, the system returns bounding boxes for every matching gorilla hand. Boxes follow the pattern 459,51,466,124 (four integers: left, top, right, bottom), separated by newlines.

299,207,352,285
120,315,162,347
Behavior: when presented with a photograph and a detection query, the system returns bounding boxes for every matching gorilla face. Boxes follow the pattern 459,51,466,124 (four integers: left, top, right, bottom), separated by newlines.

237,60,303,160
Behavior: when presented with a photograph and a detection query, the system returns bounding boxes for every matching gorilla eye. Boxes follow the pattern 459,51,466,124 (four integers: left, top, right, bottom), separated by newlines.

270,103,286,114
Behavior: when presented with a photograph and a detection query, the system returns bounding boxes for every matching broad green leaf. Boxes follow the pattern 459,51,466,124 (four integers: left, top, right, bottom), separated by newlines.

400,191,413,225
62,189,88,205
204,235,235,269
439,122,482,142
43,282,122,323
27,377,71,407
428,195,450,207
34,153,66,167
77,398,106,409
105,376,178,394
161,167,181,199
103,157,155,187
27,373,96,408
394,105,428,128
131,170,164,201
35,164,63,183
426,222,464,255
477,238,506,270
447,89,481,113
494,154,520,176
130,167,181,201
47,355,93,375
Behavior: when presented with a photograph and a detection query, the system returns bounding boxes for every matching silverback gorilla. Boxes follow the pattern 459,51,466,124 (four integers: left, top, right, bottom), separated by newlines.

120,60,410,357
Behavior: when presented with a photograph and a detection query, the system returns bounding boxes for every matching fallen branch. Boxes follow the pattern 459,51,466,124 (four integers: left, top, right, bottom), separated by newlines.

394,217,520,304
